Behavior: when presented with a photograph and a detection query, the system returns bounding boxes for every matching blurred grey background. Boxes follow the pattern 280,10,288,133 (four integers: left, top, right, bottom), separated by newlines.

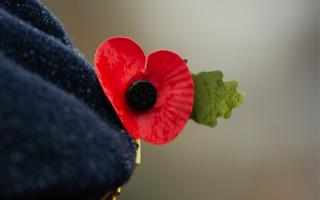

43,1,319,199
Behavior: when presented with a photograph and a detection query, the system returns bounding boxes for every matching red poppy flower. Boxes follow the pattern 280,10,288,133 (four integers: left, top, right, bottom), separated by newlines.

95,37,194,144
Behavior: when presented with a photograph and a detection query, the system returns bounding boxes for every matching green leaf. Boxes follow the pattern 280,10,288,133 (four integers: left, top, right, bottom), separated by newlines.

191,71,245,127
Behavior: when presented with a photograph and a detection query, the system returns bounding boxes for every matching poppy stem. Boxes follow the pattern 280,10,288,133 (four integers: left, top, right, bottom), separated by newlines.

135,139,141,166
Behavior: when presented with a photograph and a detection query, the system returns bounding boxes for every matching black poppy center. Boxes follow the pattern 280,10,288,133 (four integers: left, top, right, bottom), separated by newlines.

126,80,157,111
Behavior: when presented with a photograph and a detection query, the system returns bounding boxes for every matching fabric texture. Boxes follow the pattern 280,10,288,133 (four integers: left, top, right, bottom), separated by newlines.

0,0,136,199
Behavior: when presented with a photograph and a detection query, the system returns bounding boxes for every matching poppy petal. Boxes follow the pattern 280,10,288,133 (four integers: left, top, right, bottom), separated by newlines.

139,50,194,144
95,37,146,139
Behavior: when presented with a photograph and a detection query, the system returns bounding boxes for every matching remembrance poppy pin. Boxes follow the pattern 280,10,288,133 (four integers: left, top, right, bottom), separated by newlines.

95,37,194,145
95,36,245,146
95,36,245,199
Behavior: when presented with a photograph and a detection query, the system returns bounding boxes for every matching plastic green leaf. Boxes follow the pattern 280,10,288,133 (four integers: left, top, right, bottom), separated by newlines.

191,71,245,127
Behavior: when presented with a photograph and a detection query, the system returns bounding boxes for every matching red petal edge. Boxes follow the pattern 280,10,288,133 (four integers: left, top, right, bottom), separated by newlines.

95,37,146,139
140,50,194,144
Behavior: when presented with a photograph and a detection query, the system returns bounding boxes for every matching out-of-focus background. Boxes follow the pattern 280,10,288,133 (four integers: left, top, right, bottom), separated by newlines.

43,1,319,199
